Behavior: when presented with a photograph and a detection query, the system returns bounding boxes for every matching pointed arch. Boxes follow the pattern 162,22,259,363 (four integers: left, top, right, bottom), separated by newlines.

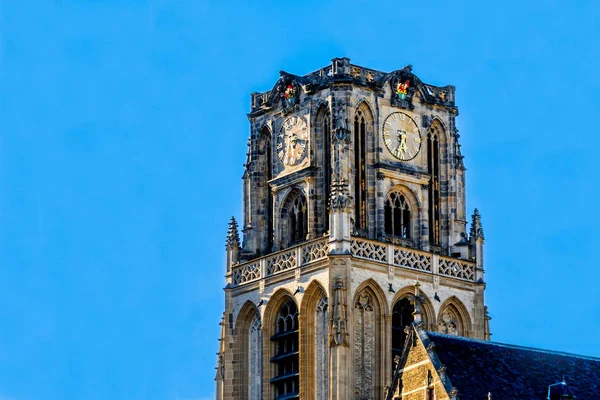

300,280,329,400
384,184,421,243
438,296,472,337
235,301,262,400
389,286,436,375
263,289,300,400
258,126,274,253
353,98,375,120
353,278,388,400
314,104,332,236
429,117,448,144
280,188,308,248
427,118,447,247
263,288,298,337
353,100,374,235
391,286,436,329
353,278,389,315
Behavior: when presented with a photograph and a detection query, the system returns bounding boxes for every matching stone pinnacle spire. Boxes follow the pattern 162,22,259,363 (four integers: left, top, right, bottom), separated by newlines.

225,216,240,249
469,208,484,242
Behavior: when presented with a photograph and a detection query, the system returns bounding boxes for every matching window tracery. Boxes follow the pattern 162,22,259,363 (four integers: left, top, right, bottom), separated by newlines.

263,128,274,251
271,300,299,399
281,190,308,247
323,112,331,234
438,308,461,336
354,109,367,232
427,125,441,245
384,192,411,239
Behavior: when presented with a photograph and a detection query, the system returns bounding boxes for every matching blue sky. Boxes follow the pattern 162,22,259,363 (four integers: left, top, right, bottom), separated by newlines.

1,1,599,399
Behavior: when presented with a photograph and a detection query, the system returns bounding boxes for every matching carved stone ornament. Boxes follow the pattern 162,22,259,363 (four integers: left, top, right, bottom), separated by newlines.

408,282,425,322
329,179,353,212
215,354,224,381
276,72,301,109
334,126,350,143
330,277,349,347
470,208,485,242
390,65,416,110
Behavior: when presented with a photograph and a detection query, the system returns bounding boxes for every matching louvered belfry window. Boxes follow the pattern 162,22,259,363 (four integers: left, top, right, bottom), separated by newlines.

270,300,299,399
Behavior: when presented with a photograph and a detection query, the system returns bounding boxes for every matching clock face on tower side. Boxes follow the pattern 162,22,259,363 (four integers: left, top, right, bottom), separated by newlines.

382,112,422,161
277,115,309,166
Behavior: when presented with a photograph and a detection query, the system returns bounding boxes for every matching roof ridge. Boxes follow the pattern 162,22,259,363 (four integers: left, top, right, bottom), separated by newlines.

427,332,600,362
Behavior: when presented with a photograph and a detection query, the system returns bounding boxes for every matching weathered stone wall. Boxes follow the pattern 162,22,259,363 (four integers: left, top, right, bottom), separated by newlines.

217,58,486,400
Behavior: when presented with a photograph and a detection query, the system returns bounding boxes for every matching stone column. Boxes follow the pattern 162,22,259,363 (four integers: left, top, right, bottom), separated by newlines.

329,261,351,400
328,74,353,255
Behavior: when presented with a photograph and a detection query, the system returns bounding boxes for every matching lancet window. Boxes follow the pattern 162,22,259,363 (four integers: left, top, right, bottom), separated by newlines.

427,126,441,245
323,112,331,234
391,298,414,374
271,300,299,399
262,128,274,252
354,110,367,232
281,190,308,246
384,192,411,239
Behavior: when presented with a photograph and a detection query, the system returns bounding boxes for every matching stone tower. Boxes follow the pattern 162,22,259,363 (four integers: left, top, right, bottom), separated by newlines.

215,58,489,400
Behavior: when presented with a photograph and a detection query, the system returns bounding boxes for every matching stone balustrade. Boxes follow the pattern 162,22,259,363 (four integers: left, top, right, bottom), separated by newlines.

229,237,475,287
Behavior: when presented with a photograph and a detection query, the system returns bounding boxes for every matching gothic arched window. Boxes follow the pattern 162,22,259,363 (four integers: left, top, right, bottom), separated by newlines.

262,128,274,252
271,299,299,399
281,190,308,246
391,298,414,373
354,109,367,232
427,126,441,245
323,112,331,234
384,192,411,239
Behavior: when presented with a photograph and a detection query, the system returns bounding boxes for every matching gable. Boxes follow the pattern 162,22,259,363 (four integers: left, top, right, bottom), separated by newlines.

388,327,451,400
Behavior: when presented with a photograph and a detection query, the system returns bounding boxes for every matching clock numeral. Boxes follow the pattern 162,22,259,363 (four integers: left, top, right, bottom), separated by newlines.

415,137,421,143
413,145,419,152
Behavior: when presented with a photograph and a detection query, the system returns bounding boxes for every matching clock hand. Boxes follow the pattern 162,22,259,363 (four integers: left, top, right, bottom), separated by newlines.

397,130,408,152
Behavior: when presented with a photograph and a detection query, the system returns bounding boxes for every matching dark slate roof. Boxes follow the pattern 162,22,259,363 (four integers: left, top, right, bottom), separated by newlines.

427,332,600,400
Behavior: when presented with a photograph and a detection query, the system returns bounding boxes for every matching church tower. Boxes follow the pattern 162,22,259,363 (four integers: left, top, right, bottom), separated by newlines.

215,58,490,400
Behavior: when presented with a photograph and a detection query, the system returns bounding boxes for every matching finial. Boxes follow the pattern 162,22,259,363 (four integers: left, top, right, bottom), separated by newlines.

409,281,424,323
469,208,485,242
226,216,240,248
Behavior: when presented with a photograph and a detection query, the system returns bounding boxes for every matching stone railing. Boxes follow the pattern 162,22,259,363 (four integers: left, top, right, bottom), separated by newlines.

230,237,476,287
350,238,475,282
231,238,329,286
438,256,475,281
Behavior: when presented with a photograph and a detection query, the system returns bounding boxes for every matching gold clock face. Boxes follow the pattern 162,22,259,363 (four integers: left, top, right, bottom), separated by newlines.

277,116,309,166
382,112,422,161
